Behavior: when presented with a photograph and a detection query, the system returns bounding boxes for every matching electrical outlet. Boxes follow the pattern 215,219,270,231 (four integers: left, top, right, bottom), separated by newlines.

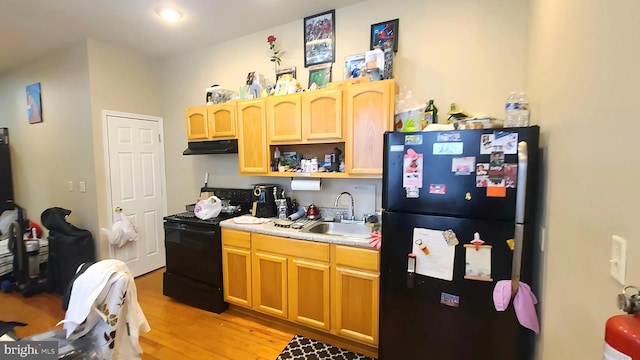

610,235,627,285
68,181,73,192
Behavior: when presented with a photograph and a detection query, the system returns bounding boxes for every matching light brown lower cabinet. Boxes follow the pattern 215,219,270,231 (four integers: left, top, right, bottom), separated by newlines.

221,229,379,346
252,251,288,318
221,229,252,308
288,258,331,331
332,266,379,345
222,247,252,307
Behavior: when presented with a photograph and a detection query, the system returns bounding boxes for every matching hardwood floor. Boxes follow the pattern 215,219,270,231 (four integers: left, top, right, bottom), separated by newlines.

0,268,377,359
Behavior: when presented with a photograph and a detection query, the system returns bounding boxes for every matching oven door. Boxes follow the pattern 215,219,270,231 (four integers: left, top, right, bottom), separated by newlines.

164,220,221,285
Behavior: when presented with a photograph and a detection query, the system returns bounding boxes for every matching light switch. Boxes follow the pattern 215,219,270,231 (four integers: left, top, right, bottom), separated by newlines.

79,181,86,193
68,181,73,192
610,235,627,285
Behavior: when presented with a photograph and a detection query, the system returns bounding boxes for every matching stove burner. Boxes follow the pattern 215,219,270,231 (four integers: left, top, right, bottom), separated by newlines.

175,212,196,219
220,206,242,215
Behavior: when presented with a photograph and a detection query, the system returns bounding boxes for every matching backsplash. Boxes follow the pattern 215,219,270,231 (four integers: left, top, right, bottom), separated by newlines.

186,155,381,219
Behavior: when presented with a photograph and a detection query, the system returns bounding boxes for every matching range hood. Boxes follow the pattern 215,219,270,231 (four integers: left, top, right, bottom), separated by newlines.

183,139,238,155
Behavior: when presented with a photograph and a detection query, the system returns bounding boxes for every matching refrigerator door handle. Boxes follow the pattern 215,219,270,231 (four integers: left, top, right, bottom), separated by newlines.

511,141,528,295
515,141,528,224
511,224,525,295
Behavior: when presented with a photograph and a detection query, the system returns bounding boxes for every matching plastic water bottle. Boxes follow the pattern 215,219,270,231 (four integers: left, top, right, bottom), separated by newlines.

504,92,518,127
516,92,530,127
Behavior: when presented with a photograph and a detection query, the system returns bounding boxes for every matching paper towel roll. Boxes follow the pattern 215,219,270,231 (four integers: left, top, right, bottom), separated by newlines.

291,179,322,191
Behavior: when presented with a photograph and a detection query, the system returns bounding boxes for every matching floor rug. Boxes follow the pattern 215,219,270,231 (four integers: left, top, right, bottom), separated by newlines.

276,335,376,360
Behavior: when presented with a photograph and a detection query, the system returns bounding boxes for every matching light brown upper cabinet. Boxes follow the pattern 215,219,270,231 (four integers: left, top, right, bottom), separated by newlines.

266,89,343,145
237,99,268,174
302,89,343,142
186,106,208,141
207,102,236,139
266,94,302,143
345,80,395,175
186,103,237,141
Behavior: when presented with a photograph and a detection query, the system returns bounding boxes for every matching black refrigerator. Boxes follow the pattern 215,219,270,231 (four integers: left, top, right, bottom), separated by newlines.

379,127,540,360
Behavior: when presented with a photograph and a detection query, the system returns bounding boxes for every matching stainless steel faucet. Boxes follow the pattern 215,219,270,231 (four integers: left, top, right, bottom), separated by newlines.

335,192,355,221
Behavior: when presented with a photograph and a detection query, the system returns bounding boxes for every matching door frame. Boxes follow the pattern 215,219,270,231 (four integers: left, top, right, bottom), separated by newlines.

101,109,168,260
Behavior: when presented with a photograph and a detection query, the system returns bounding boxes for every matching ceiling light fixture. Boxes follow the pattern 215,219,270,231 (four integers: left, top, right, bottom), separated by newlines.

157,7,182,22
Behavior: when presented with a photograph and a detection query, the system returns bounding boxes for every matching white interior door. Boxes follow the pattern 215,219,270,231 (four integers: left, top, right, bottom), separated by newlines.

105,112,166,277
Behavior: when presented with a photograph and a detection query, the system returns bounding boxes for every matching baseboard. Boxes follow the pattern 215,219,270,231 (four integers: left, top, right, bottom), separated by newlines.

228,305,378,358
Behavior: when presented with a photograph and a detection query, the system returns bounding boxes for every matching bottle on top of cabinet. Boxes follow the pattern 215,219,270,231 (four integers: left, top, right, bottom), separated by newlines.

516,92,530,127
424,100,438,125
504,92,518,127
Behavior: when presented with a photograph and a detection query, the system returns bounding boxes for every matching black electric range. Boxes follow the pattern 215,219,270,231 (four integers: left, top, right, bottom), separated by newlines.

163,187,252,313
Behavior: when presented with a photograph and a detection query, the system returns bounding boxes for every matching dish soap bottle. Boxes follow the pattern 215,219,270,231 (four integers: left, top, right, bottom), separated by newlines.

424,100,438,126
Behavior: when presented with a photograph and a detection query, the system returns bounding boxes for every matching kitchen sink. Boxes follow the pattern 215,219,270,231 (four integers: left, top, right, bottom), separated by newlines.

301,222,372,239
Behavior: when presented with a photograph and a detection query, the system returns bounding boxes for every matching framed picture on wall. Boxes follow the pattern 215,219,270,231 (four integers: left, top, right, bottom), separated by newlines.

308,64,332,89
26,82,43,124
276,66,297,82
344,53,366,79
303,9,335,67
370,18,399,52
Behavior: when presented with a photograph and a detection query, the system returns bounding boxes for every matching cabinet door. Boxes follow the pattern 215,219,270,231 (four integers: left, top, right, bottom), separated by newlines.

186,106,208,141
252,251,288,318
302,89,343,142
267,94,302,142
288,259,330,331
237,99,268,174
207,103,236,139
222,246,252,308
333,266,380,345
345,80,394,174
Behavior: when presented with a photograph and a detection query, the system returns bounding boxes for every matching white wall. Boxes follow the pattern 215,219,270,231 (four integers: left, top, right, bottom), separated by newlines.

0,42,95,234
527,0,640,358
0,39,164,259
86,39,164,258
161,0,530,214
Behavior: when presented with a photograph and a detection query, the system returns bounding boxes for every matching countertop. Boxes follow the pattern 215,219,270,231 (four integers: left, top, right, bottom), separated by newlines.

219,217,377,249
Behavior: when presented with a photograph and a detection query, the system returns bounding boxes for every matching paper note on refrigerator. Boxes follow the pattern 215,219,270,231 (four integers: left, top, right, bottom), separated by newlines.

480,132,518,155
464,245,493,282
412,228,455,281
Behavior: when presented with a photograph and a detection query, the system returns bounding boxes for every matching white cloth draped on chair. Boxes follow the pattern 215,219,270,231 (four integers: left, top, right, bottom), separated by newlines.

57,259,150,359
